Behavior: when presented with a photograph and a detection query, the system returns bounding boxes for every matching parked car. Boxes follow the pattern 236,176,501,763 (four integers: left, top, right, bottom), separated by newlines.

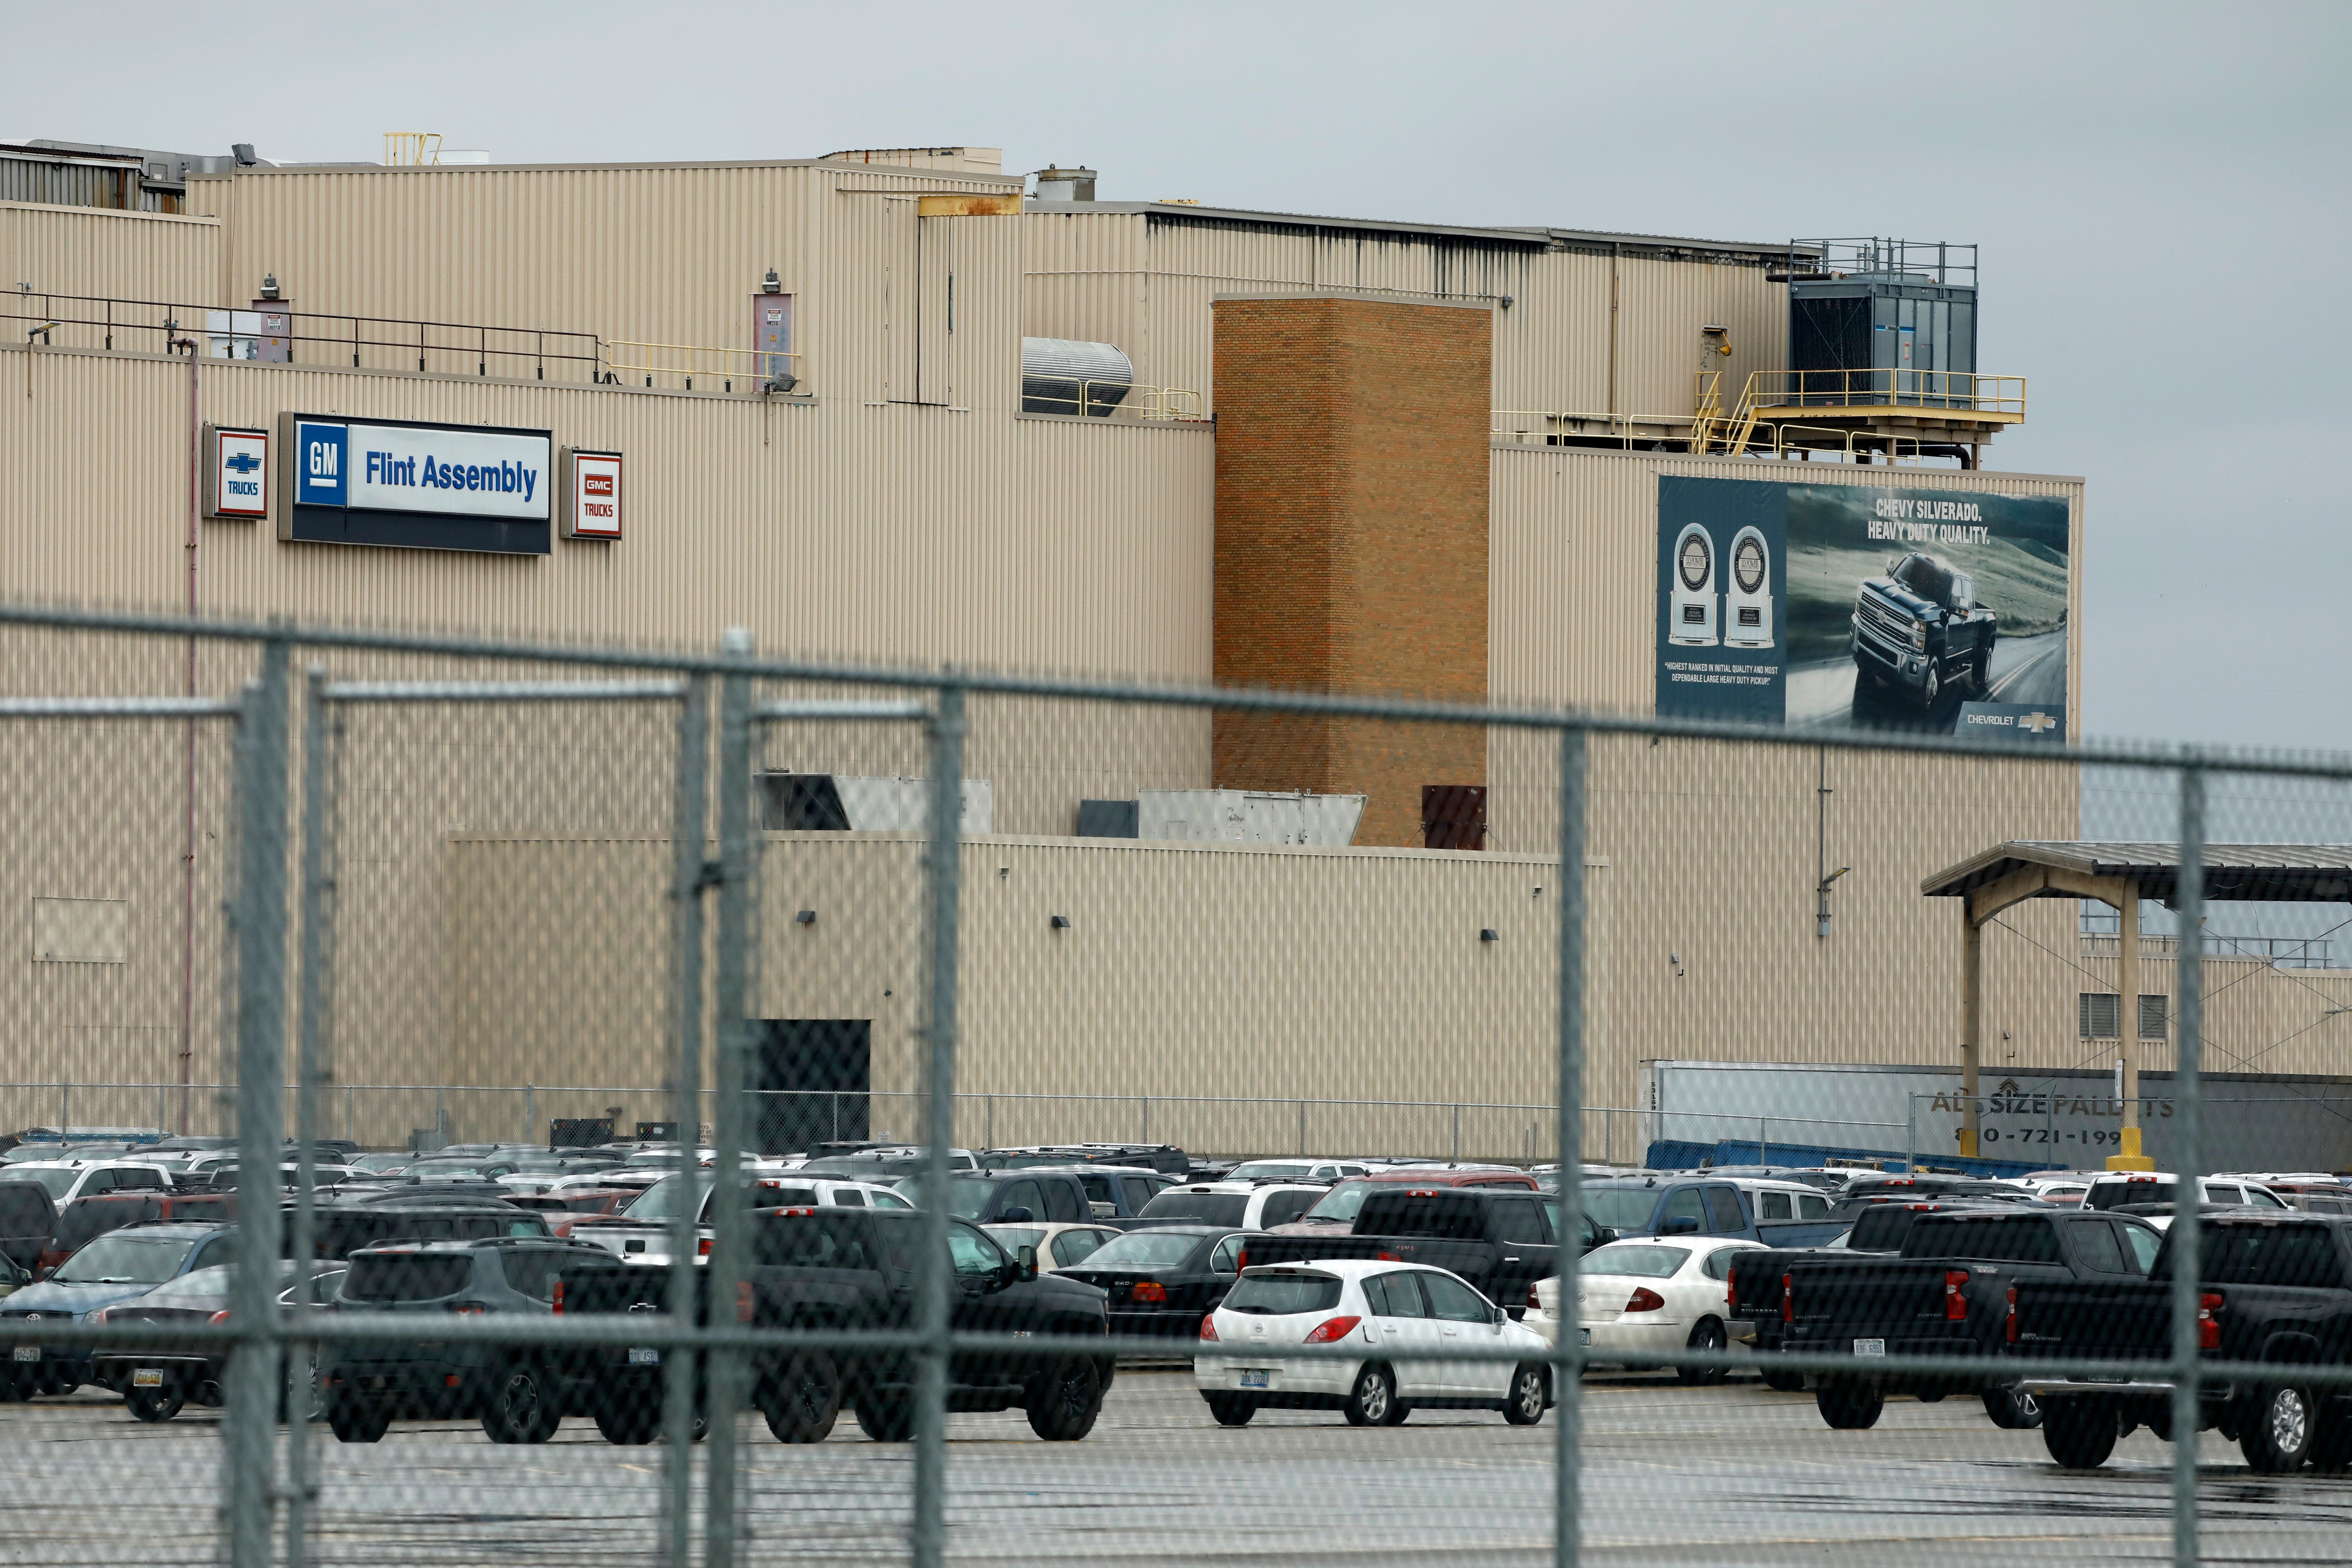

1130,1182,1328,1233
889,1169,1098,1227
294,1198,550,1261
1045,1165,1182,1219
1580,1176,1843,1250
1196,1260,1552,1427
1061,1226,1251,1340
0,1181,59,1272
0,1253,29,1301
346,1154,414,1176
551,1208,1115,1446
2008,1212,2352,1470
320,1236,613,1442
2005,1174,2099,1206
0,1221,237,1395
91,1261,348,1421
2083,1172,2290,1212
39,1191,235,1274
1223,1159,1373,1184
982,1143,1192,1177
1781,1207,2164,1432
571,1173,911,1264
7,1161,174,1209
1263,1168,1541,1236
1241,1188,1582,1317
1530,1238,1767,1385
504,1187,646,1237
983,1222,1121,1272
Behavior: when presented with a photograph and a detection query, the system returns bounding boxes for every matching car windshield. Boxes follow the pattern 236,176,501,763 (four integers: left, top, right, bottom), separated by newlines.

1579,1244,1690,1279
15,1168,78,1200
620,1175,705,1221
55,1233,197,1284
889,1176,995,1218
1301,1181,1379,1223
1138,1192,1247,1225
1580,1188,1664,1230
2087,1180,2176,1211
408,1161,491,1178
1892,555,1953,603
349,1155,408,1172
988,1226,1046,1252
1081,1231,1204,1268
144,1265,237,1300
1227,1161,1315,1181
1224,1273,1343,1315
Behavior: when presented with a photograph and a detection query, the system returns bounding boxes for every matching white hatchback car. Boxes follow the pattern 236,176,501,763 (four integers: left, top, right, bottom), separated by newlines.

1528,1237,1764,1385
1195,1260,1552,1427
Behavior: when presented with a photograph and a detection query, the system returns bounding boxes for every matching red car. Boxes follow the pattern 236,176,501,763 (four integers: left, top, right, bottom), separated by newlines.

505,1187,642,1238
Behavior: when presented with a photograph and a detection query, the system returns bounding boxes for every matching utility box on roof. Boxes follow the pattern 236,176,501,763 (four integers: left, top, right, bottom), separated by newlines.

1135,789,1364,848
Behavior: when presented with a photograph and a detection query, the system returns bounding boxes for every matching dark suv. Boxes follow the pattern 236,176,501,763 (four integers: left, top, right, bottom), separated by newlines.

321,1236,611,1443
297,1199,550,1260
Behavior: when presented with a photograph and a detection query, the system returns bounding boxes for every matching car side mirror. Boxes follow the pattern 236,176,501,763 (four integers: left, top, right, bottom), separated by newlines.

1489,1303,1507,1325
1663,1217,1700,1236
1599,1226,1618,1245
999,1206,1034,1224
1015,1245,1038,1281
35,1266,52,1281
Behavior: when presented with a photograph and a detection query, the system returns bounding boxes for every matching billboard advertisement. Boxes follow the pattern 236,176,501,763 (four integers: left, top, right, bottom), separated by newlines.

1655,476,2069,736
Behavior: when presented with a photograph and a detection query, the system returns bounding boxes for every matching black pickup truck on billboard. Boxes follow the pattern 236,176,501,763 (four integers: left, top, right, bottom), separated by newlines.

1851,552,1997,710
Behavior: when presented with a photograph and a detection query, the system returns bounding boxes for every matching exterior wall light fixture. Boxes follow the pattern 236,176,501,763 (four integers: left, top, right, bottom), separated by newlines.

1049,915,1071,930
794,909,817,925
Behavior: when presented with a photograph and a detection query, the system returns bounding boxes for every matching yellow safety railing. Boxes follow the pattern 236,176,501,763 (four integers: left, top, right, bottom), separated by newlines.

602,341,801,394
1492,410,1694,448
382,132,444,168
1740,369,2026,418
1021,378,1206,421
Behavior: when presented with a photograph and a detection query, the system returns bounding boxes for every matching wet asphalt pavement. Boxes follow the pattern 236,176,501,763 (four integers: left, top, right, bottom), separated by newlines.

6,1370,2352,1565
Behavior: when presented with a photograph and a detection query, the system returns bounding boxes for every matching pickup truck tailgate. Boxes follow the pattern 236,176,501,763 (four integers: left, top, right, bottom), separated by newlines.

2008,1279,2170,1357
1784,1259,1955,1342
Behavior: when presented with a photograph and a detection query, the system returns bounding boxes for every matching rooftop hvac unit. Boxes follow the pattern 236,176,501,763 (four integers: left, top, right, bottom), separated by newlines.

760,774,994,835
1134,789,1365,848
1669,523,1719,647
1021,337,1132,417
1724,525,1774,650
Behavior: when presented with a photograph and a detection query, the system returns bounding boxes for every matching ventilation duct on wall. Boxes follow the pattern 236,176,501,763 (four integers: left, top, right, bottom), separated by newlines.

1021,337,1133,417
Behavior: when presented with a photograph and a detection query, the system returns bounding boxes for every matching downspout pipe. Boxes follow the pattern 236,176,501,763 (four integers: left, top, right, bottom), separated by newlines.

168,322,198,1134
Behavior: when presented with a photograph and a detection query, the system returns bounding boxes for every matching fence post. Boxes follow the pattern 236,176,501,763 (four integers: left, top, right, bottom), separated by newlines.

704,630,758,1568
1554,723,1587,1568
1453,1102,1461,1163
225,638,291,1568
284,665,336,1568
2169,766,2207,1568
524,1083,534,1146
912,682,966,1568
662,678,710,1568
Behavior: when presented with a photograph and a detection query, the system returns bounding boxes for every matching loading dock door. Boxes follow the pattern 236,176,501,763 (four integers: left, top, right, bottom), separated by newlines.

755,1019,873,1155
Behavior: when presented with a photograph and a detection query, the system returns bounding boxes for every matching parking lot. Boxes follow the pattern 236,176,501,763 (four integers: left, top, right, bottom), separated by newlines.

10,1370,2352,1566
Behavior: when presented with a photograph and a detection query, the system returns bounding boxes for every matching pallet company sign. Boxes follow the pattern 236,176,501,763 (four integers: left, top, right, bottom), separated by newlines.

277,413,553,554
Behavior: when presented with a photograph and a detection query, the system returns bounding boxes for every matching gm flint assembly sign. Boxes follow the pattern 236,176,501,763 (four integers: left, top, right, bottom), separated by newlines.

1654,476,2070,736
278,413,553,554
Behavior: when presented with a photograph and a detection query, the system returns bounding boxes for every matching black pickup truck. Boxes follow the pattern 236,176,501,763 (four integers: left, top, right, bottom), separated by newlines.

2007,1213,2352,1471
1235,1189,1585,1317
1730,1201,2015,1393
554,1208,1116,1444
1780,1208,2164,1430
1851,552,1997,710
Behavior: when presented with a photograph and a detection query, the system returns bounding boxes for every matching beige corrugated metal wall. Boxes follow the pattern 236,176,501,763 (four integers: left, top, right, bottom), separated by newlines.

2,203,223,313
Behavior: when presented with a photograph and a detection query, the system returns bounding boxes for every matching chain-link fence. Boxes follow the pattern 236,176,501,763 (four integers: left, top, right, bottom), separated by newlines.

6,602,2352,1566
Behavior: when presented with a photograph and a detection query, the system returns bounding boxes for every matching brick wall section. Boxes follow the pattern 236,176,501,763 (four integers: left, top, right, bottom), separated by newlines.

1212,296,1491,847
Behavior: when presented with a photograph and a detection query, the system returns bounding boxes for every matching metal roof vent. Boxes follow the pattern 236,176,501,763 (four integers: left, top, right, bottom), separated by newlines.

1031,165,1097,202
1021,337,1132,417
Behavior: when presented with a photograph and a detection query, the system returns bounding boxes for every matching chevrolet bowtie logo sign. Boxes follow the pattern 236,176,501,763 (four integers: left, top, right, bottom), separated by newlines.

2018,712,2057,735
223,451,263,474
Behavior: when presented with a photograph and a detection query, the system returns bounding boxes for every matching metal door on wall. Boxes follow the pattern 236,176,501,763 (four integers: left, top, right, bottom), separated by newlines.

755,1018,872,1154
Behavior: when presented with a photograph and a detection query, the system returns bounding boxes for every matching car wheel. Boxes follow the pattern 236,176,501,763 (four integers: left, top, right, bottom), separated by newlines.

2042,1399,2119,1469
126,1385,184,1424
1677,1320,1728,1387
1204,1393,1258,1427
2240,1382,2317,1474
1343,1364,1395,1428
762,1350,842,1444
593,1396,661,1446
1914,1386,1948,1405
1760,1368,1806,1393
1026,1356,1103,1442
1815,1381,1884,1430
1920,662,1941,710
481,1362,561,1445
1502,1365,1548,1426
855,1392,918,1443
327,1393,390,1444
1983,1384,2043,1431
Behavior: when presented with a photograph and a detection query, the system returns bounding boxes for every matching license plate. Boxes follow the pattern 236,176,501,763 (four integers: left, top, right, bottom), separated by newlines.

132,1369,164,1388
11,1346,36,1363
1238,1369,1270,1389
1578,1329,1591,1346
1854,1338,1886,1357
629,1347,660,1366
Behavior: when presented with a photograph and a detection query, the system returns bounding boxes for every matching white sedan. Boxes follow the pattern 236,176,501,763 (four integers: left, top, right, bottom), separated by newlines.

1527,1238,1764,1386
1195,1260,1552,1427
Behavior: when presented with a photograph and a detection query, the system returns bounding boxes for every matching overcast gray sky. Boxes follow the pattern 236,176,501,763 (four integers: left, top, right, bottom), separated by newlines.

13,1,2347,751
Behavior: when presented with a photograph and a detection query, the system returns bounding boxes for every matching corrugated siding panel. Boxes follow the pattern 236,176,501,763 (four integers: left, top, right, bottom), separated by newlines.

1,204,223,321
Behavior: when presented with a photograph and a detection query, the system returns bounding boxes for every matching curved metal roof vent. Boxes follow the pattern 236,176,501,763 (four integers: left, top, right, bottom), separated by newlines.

1021,337,1133,418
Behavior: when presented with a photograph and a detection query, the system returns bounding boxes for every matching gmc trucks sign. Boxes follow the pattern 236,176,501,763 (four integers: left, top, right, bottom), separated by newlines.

277,413,553,554
563,448,624,540
1653,477,2071,736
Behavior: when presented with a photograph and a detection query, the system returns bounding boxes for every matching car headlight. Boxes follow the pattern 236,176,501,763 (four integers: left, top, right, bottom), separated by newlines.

1910,622,1926,650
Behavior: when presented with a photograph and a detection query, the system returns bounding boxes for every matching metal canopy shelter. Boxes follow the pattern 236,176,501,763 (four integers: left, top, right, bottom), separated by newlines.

1922,841,2352,1169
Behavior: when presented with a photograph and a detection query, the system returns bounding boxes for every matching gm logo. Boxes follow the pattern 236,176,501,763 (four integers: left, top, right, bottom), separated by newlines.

224,451,262,475
295,421,348,507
